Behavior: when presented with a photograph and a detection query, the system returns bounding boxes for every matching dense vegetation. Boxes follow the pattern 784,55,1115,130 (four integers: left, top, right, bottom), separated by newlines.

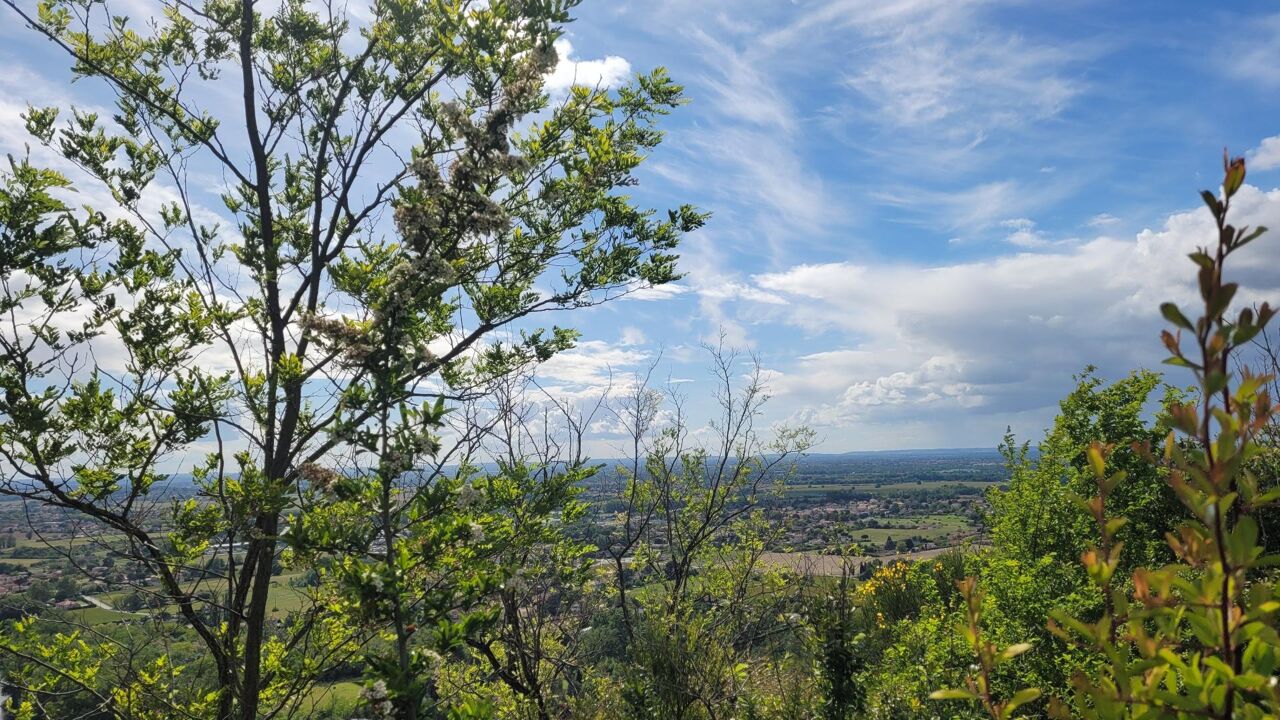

0,0,1277,718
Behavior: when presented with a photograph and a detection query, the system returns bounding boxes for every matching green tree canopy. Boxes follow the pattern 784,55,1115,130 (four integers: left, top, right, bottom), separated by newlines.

0,0,702,717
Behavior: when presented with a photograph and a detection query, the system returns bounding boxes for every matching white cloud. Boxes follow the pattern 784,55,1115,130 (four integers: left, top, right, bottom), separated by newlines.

544,39,631,94
1249,135,1280,172
658,30,835,257
624,282,690,302
687,125,831,235
619,326,647,346
1223,14,1280,88
535,340,649,389
672,230,796,347
874,179,1072,234
757,0,1089,175
1001,217,1049,248
744,185,1280,430
842,20,1078,137
689,27,794,131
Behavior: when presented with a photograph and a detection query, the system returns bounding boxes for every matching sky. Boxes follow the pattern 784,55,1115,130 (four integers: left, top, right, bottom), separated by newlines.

527,0,1280,452
3,0,1280,458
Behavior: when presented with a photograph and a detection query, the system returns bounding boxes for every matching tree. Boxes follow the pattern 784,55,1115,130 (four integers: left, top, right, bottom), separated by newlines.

25,581,52,605
613,342,815,720
453,375,607,720
812,565,867,720
934,152,1280,720
979,369,1187,692
988,369,1183,573
1048,153,1279,719
117,591,147,612
0,0,702,717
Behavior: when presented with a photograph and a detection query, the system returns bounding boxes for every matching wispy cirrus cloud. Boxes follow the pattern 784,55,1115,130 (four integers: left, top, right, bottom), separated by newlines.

758,0,1093,169
871,177,1081,237
1221,13,1280,88
624,0,1097,260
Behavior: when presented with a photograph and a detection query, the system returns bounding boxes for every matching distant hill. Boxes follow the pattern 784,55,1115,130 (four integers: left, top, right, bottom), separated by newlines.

67,447,1017,499
837,447,1001,458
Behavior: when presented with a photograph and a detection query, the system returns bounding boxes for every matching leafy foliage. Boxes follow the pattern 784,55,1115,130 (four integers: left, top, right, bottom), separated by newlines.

2,1,1278,713
0,0,702,717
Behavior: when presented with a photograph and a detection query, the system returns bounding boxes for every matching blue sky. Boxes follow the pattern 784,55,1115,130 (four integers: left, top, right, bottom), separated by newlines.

526,0,1280,452
3,0,1280,457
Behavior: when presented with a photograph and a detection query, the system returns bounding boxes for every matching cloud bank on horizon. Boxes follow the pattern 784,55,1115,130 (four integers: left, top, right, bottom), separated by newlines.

3,0,1279,455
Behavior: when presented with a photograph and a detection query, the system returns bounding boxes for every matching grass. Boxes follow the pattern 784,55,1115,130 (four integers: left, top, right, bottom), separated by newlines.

0,550,43,563
303,681,362,714
264,576,309,616
97,573,313,618
13,533,127,550
65,605,140,626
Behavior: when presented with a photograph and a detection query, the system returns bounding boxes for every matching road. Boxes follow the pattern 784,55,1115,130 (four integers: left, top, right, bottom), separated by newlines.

82,594,114,610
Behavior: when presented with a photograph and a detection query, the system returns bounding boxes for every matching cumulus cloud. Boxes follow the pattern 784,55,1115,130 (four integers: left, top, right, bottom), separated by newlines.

544,39,631,94
1001,218,1049,248
535,340,650,390
747,186,1280,432
624,282,691,302
1249,135,1280,172
619,326,647,346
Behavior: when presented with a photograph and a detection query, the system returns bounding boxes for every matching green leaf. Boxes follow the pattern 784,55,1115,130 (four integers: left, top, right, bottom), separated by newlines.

1160,302,1194,331
1086,444,1106,479
930,688,977,701
1200,190,1222,217
1005,687,1042,716
998,642,1034,662
1235,225,1267,250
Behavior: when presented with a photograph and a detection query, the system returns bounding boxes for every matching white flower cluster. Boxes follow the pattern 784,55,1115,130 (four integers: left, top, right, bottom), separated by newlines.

360,679,394,719
381,450,412,478
300,313,373,366
457,482,479,510
297,462,341,493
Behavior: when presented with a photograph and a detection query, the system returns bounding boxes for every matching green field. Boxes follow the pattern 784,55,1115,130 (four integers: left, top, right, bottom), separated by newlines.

303,681,362,715
264,575,310,615
90,573,312,622
12,533,127,550
67,605,140,625
0,550,43,563
782,480,1001,497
